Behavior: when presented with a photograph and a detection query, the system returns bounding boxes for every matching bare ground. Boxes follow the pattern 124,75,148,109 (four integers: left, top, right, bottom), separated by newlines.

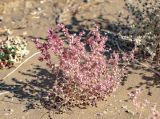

0,0,160,119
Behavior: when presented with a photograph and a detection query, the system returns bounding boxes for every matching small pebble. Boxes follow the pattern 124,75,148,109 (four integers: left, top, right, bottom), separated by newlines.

96,112,103,116
103,110,107,114
23,31,27,36
121,105,127,110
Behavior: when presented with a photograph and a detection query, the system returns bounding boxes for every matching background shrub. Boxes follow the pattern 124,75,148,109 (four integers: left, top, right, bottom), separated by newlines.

113,0,160,61
0,36,29,68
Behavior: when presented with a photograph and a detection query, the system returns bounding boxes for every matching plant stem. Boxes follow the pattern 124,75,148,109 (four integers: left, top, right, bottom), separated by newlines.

0,91,9,96
1,52,40,80
115,41,160,77
139,109,143,119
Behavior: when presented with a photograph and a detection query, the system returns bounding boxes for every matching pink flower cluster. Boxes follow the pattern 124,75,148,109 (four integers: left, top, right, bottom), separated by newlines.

128,89,160,119
33,24,134,112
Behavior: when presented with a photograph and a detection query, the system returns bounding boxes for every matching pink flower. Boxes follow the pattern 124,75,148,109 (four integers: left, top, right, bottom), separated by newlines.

33,24,135,111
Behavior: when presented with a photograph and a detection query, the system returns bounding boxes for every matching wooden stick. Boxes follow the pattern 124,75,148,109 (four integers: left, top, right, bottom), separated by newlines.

0,91,9,96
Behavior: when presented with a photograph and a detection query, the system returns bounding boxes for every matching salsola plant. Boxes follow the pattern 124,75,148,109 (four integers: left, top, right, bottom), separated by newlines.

0,36,29,68
117,0,160,61
33,24,135,112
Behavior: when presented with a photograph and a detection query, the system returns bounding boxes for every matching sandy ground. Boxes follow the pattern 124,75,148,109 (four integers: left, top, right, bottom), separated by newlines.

0,0,160,119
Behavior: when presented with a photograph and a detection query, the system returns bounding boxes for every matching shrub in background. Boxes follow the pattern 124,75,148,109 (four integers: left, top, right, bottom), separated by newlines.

33,24,135,112
0,36,29,68
116,0,160,61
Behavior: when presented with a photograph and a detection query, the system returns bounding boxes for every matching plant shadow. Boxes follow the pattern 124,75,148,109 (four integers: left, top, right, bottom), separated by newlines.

61,14,135,53
0,65,57,112
127,66,160,96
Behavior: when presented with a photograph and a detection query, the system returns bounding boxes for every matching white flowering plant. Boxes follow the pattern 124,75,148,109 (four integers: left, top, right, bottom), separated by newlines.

0,36,29,68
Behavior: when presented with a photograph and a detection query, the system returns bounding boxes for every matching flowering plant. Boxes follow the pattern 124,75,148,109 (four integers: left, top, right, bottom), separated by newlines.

0,36,29,69
33,24,134,112
128,88,160,119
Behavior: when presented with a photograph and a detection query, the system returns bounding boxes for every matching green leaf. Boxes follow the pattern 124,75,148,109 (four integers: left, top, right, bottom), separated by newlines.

0,53,5,59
